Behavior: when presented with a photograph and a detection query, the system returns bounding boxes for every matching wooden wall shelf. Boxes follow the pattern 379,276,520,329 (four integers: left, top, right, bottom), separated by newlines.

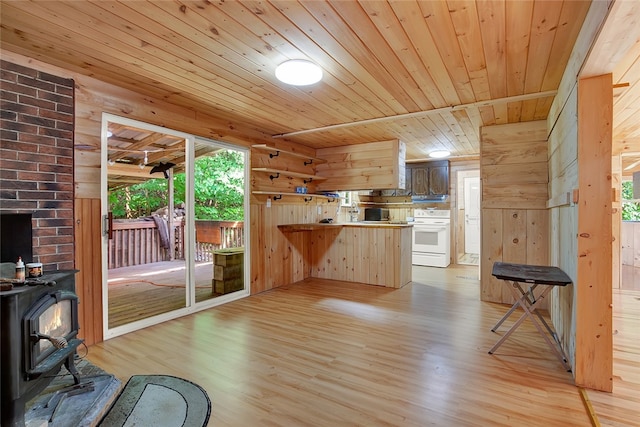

252,191,340,202
251,167,326,182
252,144,327,165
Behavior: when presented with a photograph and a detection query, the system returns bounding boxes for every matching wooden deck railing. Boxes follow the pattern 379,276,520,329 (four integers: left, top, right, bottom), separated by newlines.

195,220,245,262
108,219,244,269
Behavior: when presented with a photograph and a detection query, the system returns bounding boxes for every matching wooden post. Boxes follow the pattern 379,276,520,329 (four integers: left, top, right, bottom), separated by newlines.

576,74,613,392
168,168,175,261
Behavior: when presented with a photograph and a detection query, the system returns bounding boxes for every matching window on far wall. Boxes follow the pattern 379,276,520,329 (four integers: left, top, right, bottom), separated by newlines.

339,191,353,208
622,181,640,220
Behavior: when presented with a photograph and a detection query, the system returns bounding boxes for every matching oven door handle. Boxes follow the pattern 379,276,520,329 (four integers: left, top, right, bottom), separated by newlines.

414,226,448,232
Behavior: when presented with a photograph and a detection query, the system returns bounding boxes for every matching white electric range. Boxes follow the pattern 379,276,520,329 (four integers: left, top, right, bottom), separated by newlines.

412,209,451,267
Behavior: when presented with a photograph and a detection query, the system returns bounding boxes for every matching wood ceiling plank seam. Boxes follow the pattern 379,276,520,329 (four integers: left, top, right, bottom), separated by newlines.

89,0,335,128
0,3,293,132
358,0,444,111
613,89,640,128
439,110,474,157
540,1,592,92
71,60,270,145
249,2,396,123
478,105,497,127
613,87,640,128
315,0,423,112
401,116,451,149
113,0,319,116
507,101,524,123
520,98,539,122
386,118,441,152
522,1,564,95
389,0,460,107
532,96,554,122
446,0,492,102
476,1,508,99
504,0,534,97
612,77,640,113
450,109,480,155
255,7,401,123
614,86,640,136
269,0,407,116
581,0,640,78
612,39,640,84
464,105,484,144
302,129,379,147
323,0,437,111
148,1,374,126
440,110,471,145
493,103,509,125
417,0,476,105
426,113,464,152
12,1,254,108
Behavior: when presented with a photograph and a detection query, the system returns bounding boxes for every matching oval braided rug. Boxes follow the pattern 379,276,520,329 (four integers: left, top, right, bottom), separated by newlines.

99,375,211,427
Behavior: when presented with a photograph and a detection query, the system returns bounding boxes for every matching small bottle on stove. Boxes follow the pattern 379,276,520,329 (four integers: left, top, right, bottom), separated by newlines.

15,257,25,282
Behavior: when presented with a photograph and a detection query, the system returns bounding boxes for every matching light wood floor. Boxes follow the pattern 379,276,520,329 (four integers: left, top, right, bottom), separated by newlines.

86,265,639,426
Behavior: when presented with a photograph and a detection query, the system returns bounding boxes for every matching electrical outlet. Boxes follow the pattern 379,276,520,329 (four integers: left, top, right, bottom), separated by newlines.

317,206,322,215
267,198,272,208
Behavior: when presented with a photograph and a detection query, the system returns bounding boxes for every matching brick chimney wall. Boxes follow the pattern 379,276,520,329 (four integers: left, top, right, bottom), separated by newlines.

0,60,75,271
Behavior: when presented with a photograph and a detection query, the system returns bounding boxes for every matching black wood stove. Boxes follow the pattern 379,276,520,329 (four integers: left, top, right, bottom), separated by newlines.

0,270,83,427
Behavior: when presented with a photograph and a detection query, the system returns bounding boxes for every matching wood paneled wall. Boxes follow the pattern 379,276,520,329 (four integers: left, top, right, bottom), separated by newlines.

479,121,549,305
249,201,320,294
74,198,102,345
308,226,412,288
547,1,613,391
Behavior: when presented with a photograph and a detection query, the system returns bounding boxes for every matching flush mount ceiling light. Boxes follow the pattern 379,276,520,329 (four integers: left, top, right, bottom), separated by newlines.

275,59,323,86
428,150,451,159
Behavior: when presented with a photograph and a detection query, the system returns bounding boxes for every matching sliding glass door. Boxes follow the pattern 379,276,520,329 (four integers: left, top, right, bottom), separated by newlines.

101,114,249,339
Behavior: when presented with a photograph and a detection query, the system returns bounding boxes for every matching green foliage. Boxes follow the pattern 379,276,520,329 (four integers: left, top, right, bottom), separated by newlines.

622,181,640,221
109,149,244,221
109,178,170,219
193,150,244,220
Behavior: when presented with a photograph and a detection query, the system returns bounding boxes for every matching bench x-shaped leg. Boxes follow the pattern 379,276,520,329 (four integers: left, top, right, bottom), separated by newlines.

489,281,571,371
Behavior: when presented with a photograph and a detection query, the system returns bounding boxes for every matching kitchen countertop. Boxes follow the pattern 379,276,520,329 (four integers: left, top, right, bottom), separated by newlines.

278,222,413,232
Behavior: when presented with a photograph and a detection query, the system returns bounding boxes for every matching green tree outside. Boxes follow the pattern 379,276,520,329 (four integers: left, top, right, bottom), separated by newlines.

622,180,640,221
109,149,244,220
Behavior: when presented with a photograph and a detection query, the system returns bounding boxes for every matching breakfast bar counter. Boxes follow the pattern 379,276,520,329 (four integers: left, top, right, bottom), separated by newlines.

277,222,413,232
278,222,413,288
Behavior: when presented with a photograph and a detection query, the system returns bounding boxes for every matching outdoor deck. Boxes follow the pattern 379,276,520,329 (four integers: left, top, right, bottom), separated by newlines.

107,260,243,328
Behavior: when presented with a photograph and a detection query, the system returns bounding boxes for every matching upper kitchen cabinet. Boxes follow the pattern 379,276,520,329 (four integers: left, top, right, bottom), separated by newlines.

316,139,405,192
396,167,412,196
409,161,449,196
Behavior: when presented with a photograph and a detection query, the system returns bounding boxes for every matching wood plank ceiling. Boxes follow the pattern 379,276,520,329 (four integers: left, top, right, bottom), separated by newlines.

2,0,637,173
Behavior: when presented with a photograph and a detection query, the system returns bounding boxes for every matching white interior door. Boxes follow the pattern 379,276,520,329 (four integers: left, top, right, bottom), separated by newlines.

464,176,480,254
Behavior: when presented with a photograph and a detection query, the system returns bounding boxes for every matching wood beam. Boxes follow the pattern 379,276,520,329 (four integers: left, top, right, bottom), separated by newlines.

273,91,557,138
576,74,613,392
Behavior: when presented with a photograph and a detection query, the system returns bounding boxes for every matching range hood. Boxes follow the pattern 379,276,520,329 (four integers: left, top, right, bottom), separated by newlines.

411,194,448,202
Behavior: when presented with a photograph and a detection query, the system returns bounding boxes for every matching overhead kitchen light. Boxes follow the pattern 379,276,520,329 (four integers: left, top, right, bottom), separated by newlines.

275,59,323,86
428,150,451,159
